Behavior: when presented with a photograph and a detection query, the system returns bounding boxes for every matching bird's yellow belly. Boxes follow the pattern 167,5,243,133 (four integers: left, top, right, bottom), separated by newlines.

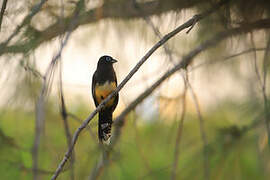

95,81,117,107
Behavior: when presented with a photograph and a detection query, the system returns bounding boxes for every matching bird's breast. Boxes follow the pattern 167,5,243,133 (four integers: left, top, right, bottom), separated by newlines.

95,81,117,106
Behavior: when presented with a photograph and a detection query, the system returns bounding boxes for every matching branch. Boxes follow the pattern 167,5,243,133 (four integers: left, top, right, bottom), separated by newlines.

113,17,270,134
101,18,270,177
190,47,266,71
171,74,187,180
0,0,8,31
51,12,205,180
33,1,83,179
186,78,209,180
0,0,208,55
262,34,270,145
58,60,75,180
0,0,48,49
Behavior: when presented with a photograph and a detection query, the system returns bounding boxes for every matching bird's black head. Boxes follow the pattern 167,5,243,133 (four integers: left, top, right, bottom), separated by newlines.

97,55,117,68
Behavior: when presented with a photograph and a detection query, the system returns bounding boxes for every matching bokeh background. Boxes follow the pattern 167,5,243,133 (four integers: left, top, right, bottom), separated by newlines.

0,0,270,179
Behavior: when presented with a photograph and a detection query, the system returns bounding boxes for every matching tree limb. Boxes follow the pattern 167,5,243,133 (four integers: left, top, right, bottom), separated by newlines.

0,0,208,55
100,18,270,178
51,12,206,180
0,0,8,31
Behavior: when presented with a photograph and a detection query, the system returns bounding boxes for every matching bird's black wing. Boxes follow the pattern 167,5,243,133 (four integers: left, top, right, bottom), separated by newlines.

110,71,119,112
92,71,99,107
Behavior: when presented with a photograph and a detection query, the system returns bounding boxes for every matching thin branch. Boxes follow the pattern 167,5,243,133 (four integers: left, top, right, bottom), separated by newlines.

133,0,174,63
33,1,83,179
0,0,209,55
190,47,266,71
51,12,206,180
67,112,98,143
133,113,152,172
105,18,270,178
250,32,270,145
0,0,48,48
51,9,270,178
250,33,263,87
186,77,209,180
171,74,187,180
58,59,75,180
261,34,270,145
57,1,75,179
0,0,8,31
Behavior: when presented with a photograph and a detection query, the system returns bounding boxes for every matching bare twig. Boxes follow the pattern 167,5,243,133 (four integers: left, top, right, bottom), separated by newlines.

186,78,209,180
0,0,8,31
67,112,97,143
0,0,209,55
51,13,205,180
33,1,83,179
250,32,270,145
109,18,270,178
261,34,270,145
133,0,174,63
250,33,263,87
32,27,73,180
133,113,152,172
57,1,75,179
190,47,266,71
58,60,75,180
171,74,187,180
0,0,48,48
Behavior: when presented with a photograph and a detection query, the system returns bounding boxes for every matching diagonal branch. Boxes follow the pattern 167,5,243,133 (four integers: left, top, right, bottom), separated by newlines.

33,1,83,179
186,78,209,180
0,0,209,55
190,47,266,71
95,18,270,178
171,74,187,180
52,12,206,180
58,60,75,180
0,0,48,48
0,0,8,31
261,34,270,145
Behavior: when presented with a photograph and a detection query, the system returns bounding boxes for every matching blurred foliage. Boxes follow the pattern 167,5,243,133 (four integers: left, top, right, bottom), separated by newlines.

0,99,269,180
1,0,270,180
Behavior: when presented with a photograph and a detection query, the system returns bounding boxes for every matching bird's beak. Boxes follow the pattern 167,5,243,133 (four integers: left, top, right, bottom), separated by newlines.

111,59,117,63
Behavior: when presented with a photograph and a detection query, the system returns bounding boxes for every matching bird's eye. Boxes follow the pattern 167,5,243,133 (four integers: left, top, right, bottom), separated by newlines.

106,56,111,62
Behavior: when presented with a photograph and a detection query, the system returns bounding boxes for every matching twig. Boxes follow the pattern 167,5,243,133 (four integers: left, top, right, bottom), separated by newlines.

186,78,209,180
133,0,174,63
67,113,97,143
171,74,187,180
0,0,8,31
51,12,204,180
133,113,152,172
107,18,270,178
190,47,266,71
250,32,270,145
88,17,270,180
250,33,263,87
261,34,270,145
57,1,75,179
58,59,75,180
0,0,209,55
0,0,48,48
33,1,83,179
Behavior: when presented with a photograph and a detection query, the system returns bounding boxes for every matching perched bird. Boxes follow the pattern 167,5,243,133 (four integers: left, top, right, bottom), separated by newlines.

92,55,119,145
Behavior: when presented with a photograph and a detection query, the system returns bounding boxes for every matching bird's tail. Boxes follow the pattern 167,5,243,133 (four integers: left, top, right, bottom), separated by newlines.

98,110,112,145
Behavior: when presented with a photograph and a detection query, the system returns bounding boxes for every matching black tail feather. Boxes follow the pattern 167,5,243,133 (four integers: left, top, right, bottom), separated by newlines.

98,110,112,144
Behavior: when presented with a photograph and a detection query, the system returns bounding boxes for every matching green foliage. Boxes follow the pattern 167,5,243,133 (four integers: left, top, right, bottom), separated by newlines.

0,100,269,180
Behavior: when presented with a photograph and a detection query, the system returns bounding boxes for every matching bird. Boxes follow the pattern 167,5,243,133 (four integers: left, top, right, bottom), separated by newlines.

92,55,119,145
